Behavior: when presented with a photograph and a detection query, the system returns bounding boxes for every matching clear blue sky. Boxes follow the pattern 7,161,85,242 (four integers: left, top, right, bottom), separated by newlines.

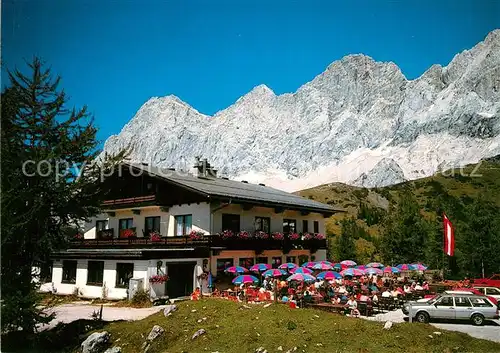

2,0,498,146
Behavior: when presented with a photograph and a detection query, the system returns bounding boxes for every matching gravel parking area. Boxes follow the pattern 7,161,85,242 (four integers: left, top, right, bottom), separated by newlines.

365,309,500,343
39,303,166,331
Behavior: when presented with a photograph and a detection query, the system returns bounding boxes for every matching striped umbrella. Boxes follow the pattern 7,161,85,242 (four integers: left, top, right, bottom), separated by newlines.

316,271,342,280
287,273,316,282
340,260,357,267
366,262,384,268
365,268,383,276
291,267,313,274
355,265,367,270
301,261,318,268
340,268,365,277
411,263,428,271
312,262,333,270
262,269,287,278
250,263,271,272
332,263,343,270
397,264,415,271
224,266,248,274
232,275,260,285
279,263,299,271
384,266,401,274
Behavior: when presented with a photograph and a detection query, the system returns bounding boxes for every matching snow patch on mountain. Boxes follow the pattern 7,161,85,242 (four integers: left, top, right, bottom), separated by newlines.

104,30,500,191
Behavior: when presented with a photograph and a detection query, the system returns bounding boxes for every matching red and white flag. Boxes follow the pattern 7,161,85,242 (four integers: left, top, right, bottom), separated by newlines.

443,213,455,256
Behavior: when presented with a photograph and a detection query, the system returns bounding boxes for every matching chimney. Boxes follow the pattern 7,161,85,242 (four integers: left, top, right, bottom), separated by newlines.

194,157,217,178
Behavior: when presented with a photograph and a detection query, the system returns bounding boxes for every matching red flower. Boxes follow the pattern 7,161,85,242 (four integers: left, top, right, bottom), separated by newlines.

122,229,136,238
302,233,313,240
315,233,326,240
221,230,234,239
149,275,169,284
254,231,269,239
238,231,250,239
288,233,300,240
150,231,162,242
272,232,284,240
189,230,204,240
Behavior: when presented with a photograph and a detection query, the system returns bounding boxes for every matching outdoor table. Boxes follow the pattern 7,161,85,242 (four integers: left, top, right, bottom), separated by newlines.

306,302,345,314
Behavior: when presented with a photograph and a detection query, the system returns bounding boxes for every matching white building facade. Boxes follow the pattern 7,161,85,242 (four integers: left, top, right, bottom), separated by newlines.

44,161,337,300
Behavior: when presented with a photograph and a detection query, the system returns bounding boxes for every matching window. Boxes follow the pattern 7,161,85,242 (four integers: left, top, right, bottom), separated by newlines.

313,221,319,233
470,297,493,307
216,258,233,277
87,261,104,286
271,257,282,269
302,220,309,233
175,215,192,236
298,255,308,265
62,260,77,284
486,288,500,295
283,219,296,233
40,261,53,283
239,257,254,268
255,217,270,233
116,263,134,288
119,218,133,230
145,216,161,235
436,296,453,306
222,214,240,233
96,220,108,231
454,296,472,307
286,256,296,264
256,256,268,265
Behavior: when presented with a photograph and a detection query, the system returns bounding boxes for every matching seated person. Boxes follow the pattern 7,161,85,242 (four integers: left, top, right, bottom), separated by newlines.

422,282,429,291
345,296,360,317
372,293,379,302
415,282,423,291
381,289,392,298
191,287,201,301
303,290,313,303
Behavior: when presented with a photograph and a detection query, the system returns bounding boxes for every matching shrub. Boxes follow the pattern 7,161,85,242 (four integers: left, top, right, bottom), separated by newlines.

131,288,150,306
287,321,297,330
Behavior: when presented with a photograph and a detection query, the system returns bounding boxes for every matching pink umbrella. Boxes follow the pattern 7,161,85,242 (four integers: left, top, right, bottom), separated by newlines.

286,273,316,282
384,266,401,274
366,262,384,268
411,263,428,271
397,264,415,271
312,262,333,270
291,267,313,274
301,261,318,268
355,265,367,270
340,260,357,267
340,268,364,277
224,266,248,274
279,262,298,271
262,269,287,278
250,263,271,272
365,268,383,276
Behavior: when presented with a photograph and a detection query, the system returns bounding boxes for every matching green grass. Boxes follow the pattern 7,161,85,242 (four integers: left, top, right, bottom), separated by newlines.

93,300,498,353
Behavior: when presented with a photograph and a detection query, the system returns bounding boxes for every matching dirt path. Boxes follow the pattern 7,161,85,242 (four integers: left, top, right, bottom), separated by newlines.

40,303,166,331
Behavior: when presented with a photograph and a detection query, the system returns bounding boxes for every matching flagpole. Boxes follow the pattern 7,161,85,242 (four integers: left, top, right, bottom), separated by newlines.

442,212,445,280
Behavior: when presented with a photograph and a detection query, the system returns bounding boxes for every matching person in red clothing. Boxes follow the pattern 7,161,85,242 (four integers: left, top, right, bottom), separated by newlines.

191,287,201,301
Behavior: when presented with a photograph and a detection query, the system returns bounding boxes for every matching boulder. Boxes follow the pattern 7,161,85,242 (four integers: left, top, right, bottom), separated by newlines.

147,325,165,341
104,348,121,353
81,331,110,353
192,329,206,340
163,304,178,317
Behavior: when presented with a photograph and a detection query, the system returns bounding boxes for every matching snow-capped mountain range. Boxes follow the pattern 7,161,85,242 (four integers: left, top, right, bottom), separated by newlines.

104,30,500,191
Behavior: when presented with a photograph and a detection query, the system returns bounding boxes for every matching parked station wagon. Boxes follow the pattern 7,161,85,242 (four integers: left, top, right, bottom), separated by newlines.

403,294,499,326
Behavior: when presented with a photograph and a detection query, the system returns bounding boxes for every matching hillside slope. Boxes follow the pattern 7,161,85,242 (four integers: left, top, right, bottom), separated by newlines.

297,157,500,237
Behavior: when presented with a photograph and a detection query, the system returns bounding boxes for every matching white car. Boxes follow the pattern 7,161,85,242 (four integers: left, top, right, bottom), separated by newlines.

473,286,500,300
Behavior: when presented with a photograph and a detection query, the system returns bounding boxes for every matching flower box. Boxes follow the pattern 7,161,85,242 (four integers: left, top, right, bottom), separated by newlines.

272,232,284,240
150,231,162,242
189,230,205,240
149,274,169,284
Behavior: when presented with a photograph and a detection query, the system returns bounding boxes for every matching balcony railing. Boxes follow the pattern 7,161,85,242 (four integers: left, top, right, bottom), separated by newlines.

70,234,326,252
102,195,157,209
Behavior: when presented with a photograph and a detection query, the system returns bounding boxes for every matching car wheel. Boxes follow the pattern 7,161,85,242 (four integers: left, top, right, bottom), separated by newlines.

415,311,429,323
471,314,485,326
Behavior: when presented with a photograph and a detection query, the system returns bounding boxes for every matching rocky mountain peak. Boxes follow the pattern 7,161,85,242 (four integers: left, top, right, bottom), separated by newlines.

104,30,500,191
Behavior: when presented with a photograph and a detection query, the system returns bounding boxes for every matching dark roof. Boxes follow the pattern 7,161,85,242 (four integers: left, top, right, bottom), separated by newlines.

124,163,339,214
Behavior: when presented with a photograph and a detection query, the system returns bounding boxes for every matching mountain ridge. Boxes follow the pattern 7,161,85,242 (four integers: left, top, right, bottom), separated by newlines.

104,29,500,191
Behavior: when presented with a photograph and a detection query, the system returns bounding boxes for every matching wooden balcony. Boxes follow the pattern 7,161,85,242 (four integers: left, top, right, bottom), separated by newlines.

102,195,158,209
70,234,326,252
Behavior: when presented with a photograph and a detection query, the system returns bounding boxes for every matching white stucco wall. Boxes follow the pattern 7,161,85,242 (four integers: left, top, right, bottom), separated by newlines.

84,203,211,239
49,257,206,300
211,205,326,234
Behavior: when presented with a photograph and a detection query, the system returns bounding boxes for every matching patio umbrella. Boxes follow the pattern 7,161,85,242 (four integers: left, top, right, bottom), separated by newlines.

286,273,316,283
332,263,343,270
291,267,313,274
365,268,383,276
224,266,248,274
301,261,318,268
250,263,271,272
355,265,367,270
262,269,287,278
411,263,428,271
340,260,357,267
397,264,415,271
384,266,401,274
312,262,333,270
279,262,298,271
232,275,260,285
316,271,342,280
366,262,384,268
340,268,365,277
